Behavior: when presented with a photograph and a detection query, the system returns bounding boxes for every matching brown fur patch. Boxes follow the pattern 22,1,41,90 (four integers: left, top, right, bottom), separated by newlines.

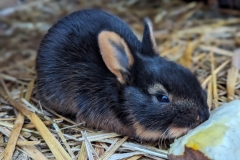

76,110,136,138
134,122,163,140
168,126,190,138
98,31,134,84
148,83,167,94
196,115,200,121
145,18,158,53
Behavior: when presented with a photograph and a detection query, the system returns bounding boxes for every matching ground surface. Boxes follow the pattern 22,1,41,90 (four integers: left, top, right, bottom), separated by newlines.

0,0,239,159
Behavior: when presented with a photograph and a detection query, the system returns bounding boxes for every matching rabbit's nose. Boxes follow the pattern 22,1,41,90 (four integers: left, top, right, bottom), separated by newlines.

198,108,210,123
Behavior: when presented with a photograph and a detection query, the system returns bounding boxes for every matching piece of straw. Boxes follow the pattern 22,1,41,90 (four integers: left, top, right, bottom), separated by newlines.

99,136,128,160
4,113,24,160
0,127,47,160
210,50,219,108
78,141,87,160
0,88,72,160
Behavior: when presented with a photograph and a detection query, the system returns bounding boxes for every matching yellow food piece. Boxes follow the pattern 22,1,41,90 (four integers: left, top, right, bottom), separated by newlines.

169,100,240,160
186,118,228,150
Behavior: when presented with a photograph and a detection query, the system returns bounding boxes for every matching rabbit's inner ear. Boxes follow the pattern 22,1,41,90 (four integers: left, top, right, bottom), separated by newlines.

141,18,158,55
98,31,134,84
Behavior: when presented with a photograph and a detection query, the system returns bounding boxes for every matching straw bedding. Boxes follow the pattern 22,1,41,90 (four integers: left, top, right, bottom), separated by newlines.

0,0,239,159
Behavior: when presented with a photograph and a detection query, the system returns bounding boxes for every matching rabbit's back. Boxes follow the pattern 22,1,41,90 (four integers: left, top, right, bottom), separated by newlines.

36,9,139,117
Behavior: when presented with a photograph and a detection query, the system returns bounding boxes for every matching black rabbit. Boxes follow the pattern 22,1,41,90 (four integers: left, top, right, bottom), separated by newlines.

36,9,210,141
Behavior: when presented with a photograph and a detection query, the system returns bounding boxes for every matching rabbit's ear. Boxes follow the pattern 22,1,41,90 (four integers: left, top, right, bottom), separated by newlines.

141,18,158,56
98,31,134,84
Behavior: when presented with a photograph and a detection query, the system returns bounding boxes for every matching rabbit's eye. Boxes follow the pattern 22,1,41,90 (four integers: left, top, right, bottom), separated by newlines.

156,94,169,103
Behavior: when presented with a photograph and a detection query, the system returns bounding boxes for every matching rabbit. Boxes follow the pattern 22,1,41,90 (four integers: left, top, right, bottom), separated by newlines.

36,9,210,141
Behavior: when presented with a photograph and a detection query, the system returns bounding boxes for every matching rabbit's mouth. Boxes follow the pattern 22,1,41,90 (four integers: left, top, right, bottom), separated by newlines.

133,122,191,141
165,119,204,139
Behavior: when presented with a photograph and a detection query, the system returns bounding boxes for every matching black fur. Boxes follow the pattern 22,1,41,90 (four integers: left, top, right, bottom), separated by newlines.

36,9,209,141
